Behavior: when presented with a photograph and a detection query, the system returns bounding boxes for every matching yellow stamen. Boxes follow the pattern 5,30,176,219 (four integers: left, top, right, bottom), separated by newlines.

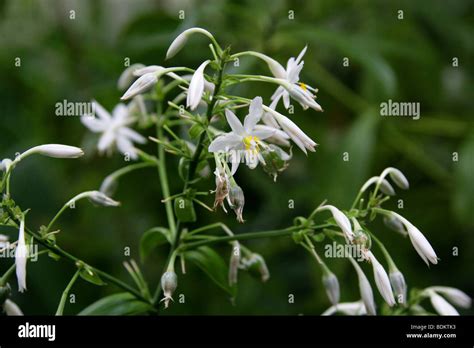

299,82,307,91
243,135,260,153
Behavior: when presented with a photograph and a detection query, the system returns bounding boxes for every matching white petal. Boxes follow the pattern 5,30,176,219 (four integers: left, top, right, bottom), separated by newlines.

243,97,263,133
225,109,245,135
15,219,27,292
116,136,138,159
230,150,241,175
368,251,396,306
121,73,158,100
208,133,242,152
97,131,116,153
430,292,459,316
117,63,146,89
91,100,112,121
250,128,276,140
3,300,23,316
119,127,146,144
112,104,129,123
295,45,308,65
81,115,107,132
430,287,471,309
187,60,210,110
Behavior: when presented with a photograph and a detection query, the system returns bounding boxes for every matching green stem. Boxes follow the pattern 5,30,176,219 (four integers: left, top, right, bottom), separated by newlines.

55,269,80,316
0,263,16,286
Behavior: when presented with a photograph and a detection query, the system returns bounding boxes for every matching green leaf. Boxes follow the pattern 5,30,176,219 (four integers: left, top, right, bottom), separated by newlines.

453,132,474,227
139,227,171,262
185,246,236,297
78,293,153,315
174,198,197,223
79,266,106,286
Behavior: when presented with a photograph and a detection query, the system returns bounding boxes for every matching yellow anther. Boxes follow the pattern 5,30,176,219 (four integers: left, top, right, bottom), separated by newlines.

299,82,307,91
243,135,260,152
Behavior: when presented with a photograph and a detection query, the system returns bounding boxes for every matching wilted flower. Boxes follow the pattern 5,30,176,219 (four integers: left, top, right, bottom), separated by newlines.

81,101,146,160
160,271,178,309
243,253,270,282
15,218,28,293
212,168,229,212
367,251,396,307
208,97,276,174
227,184,245,223
187,60,211,110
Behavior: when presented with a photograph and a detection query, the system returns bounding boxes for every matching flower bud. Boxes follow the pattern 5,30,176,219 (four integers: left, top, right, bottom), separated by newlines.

429,291,459,316
3,299,23,316
379,179,395,196
166,27,214,60
160,271,178,309
228,185,245,223
322,272,340,306
0,158,12,172
17,145,84,162
117,63,145,90
389,270,407,305
383,215,407,236
121,72,158,100
387,167,409,190
88,191,120,207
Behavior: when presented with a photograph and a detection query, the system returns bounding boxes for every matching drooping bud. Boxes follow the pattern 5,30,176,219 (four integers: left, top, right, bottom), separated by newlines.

322,271,340,306
88,191,120,207
227,185,245,223
389,270,407,305
383,215,407,236
117,63,145,90
387,167,409,190
121,73,158,100
160,271,178,309
0,158,13,172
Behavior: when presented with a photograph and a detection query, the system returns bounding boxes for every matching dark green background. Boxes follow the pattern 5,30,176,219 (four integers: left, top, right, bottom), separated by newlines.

0,0,472,315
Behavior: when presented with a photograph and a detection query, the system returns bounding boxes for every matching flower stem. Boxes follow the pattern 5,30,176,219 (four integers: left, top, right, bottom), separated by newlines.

55,269,80,316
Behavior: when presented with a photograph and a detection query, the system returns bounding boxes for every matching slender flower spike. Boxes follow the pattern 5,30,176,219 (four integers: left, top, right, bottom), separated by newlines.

349,257,376,315
3,300,24,316
429,291,459,316
160,271,178,309
428,287,471,309
187,60,211,110
208,97,276,174
367,251,396,307
15,218,28,293
316,205,354,242
166,27,216,59
81,101,146,160
390,212,438,266
322,271,340,306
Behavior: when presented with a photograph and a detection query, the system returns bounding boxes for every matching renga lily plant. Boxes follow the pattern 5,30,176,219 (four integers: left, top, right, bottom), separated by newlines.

0,27,470,316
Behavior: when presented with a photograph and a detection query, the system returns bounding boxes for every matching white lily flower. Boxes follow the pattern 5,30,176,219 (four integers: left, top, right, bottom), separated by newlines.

390,212,438,266
15,218,28,293
3,299,24,316
208,97,276,174
316,205,354,242
367,251,396,306
429,291,459,316
81,101,146,160
263,105,317,154
187,60,211,110
349,257,376,315
166,27,215,60
322,300,367,316
428,287,471,309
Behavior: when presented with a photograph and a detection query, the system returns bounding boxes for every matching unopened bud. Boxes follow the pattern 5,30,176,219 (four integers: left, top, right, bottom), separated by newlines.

383,215,407,236
389,270,407,305
322,272,340,306
387,168,409,190
160,271,178,308
88,191,120,207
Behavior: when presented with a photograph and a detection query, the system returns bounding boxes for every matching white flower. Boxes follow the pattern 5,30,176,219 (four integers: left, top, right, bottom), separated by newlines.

367,251,396,306
268,46,322,112
390,212,438,266
208,97,276,174
389,270,407,305
263,105,317,154
378,167,409,190
429,291,459,316
14,145,84,163
81,101,146,160
322,272,340,306
120,72,158,100
166,27,215,60
427,287,471,309
322,301,367,316
187,60,211,110
3,300,23,316
15,218,28,293
349,257,376,315
316,205,354,242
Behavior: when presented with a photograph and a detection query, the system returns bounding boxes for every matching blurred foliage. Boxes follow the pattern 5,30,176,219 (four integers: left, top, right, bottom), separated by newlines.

0,0,472,315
